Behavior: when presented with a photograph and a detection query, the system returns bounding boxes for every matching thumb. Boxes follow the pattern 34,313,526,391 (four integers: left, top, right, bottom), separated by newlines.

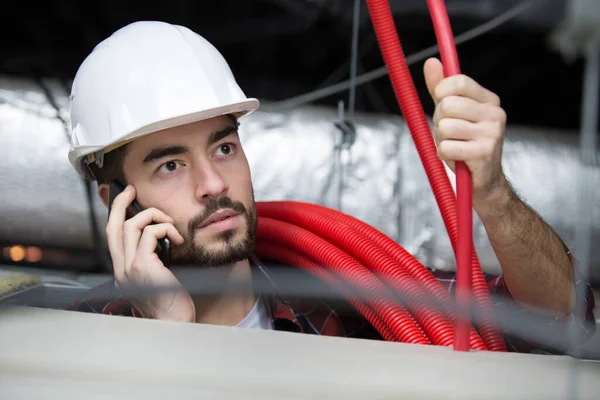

423,57,445,105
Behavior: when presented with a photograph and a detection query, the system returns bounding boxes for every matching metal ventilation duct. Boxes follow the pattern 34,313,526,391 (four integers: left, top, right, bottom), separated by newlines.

0,76,598,279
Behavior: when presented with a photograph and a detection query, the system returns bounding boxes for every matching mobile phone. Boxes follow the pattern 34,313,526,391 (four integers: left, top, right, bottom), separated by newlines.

108,180,171,268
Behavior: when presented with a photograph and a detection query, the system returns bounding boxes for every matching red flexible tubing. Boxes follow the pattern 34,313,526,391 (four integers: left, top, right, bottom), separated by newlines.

426,0,472,352
365,0,506,352
271,201,453,307
257,202,487,350
253,240,397,342
426,0,506,353
258,200,483,346
256,217,431,345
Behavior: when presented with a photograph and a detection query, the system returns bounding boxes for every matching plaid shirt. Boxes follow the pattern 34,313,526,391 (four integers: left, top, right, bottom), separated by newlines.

69,252,595,354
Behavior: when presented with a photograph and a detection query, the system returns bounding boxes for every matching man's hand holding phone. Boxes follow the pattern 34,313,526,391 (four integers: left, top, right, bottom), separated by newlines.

106,184,195,322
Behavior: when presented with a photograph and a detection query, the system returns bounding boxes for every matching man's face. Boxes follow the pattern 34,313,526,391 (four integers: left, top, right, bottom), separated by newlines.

121,115,257,267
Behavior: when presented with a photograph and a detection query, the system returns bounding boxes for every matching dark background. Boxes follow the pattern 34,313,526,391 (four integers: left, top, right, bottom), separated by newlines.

0,0,590,132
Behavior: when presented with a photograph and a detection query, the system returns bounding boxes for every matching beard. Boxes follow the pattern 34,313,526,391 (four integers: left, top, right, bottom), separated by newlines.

169,194,257,268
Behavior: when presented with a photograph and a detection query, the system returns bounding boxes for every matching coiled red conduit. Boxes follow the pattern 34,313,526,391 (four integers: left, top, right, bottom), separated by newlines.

256,217,430,345
253,240,397,342
252,0,506,352
256,202,487,350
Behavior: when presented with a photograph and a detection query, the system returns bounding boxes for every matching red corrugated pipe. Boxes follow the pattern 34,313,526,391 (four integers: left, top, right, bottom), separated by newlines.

256,202,487,350
427,0,473,353
253,240,397,342
256,216,430,345
365,0,506,352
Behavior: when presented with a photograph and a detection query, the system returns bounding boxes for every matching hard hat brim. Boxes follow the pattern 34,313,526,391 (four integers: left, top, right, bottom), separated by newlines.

69,98,260,180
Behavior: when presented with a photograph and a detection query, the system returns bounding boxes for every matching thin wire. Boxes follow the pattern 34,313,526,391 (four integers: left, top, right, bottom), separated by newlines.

348,0,361,118
567,36,600,400
579,42,599,167
334,100,345,211
316,34,377,90
270,0,542,111
33,78,70,142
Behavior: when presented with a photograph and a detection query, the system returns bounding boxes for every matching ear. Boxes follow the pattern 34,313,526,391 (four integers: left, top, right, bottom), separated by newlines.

98,183,110,208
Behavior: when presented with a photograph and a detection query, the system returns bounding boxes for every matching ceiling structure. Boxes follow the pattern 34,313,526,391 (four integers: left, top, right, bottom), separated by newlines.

0,0,589,131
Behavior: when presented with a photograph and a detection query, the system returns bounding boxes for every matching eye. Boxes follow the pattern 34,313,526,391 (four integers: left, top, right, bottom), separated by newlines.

215,143,235,156
156,160,181,175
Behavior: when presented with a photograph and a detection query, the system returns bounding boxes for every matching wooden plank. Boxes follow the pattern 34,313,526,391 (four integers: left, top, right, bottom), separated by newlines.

0,305,599,399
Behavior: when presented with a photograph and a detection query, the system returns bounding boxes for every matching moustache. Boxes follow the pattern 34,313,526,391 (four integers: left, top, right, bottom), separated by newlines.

188,196,248,232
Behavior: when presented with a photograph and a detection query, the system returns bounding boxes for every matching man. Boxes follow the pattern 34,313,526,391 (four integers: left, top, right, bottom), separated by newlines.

68,21,594,352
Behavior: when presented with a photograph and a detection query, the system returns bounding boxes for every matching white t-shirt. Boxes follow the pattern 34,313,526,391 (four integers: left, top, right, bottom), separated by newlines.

236,296,273,331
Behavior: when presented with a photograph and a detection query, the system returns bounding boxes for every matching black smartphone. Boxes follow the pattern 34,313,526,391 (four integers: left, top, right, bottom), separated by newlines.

108,180,171,268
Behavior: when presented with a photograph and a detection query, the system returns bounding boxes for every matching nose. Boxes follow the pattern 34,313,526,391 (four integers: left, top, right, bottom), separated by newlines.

193,161,229,202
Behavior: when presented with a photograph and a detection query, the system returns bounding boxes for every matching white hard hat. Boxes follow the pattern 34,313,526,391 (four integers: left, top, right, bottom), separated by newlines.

68,21,260,180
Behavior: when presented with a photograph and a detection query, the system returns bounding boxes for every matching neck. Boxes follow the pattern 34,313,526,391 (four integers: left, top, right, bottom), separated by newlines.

192,259,256,326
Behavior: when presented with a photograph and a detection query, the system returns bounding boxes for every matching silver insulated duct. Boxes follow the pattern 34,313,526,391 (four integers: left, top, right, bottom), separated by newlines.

0,76,598,279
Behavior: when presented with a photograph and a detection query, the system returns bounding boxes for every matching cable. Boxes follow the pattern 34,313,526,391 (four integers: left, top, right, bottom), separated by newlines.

316,34,378,90
571,39,600,352
271,0,542,110
568,36,600,400
33,78,70,142
425,0,471,352
348,0,361,118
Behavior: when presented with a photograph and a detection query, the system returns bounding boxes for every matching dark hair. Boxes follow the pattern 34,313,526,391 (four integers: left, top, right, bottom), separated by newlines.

88,144,129,185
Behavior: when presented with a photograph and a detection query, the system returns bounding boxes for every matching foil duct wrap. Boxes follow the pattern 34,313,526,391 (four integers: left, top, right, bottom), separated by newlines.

0,76,598,278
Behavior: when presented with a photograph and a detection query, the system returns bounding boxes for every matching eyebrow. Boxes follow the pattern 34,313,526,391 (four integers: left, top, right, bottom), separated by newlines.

207,124,239,146
142,145,189,164
142,124,239,165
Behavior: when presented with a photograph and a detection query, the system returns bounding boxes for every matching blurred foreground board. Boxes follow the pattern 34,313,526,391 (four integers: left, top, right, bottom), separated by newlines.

1,306,599,399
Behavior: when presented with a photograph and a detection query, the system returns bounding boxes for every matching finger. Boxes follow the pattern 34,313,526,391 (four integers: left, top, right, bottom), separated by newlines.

105,185,136,280
137,223,185,260
436,118,479,142
437,139,492,162
123,208,175,271
434,96,504,126
423,57,445,105
434,74,500,106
